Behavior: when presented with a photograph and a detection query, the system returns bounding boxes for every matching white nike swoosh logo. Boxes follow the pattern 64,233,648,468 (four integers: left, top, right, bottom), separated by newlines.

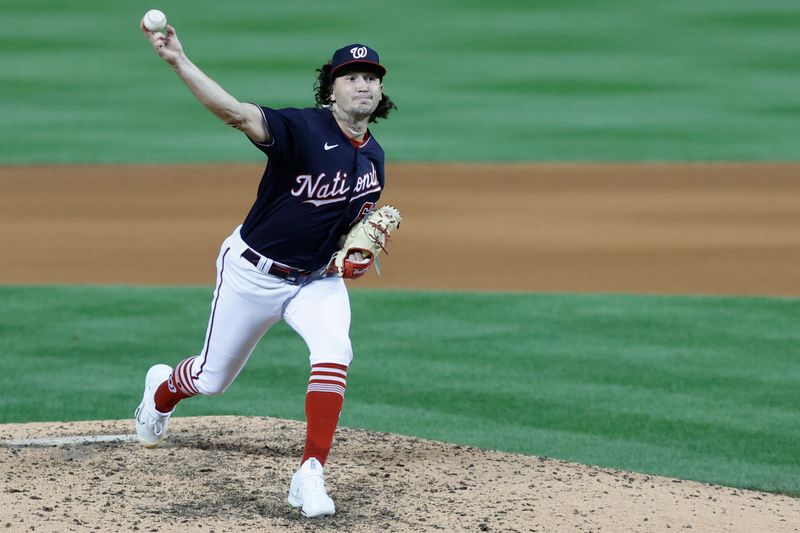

324,143,339,151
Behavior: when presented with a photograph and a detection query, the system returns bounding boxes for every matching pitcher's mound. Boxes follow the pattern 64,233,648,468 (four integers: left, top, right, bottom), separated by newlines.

1,416,797,532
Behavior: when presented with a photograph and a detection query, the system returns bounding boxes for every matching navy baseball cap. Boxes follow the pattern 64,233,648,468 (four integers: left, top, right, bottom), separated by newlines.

330,44,386,77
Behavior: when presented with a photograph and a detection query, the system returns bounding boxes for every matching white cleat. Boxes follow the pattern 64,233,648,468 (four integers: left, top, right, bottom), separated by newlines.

287,458,336,518
134,364,174,447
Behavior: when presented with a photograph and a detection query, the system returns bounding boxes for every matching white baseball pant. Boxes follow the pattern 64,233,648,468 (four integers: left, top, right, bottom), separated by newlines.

180,226,353,396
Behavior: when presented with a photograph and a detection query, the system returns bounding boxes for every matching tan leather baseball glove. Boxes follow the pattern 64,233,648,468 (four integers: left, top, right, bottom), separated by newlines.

328,205,402,279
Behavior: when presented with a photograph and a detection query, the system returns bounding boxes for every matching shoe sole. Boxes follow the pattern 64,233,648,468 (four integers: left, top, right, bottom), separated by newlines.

288,487,335,517
288,492,302,509
134,403,160,448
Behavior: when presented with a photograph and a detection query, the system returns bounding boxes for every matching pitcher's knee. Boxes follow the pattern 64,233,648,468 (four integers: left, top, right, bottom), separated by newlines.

308,336,352,366
309,350,352,368
194,376,233,396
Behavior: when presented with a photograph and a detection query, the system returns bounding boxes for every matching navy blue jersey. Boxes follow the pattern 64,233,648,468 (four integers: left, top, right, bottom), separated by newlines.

241,106,385,271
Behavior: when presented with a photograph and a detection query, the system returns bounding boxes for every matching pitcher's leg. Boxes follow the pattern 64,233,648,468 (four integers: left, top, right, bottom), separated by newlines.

284,276,353,369
166,247,291,397
284,277,351,517
284,277,353,466
191,254,287,396
137,240,291,445
302,362,347,465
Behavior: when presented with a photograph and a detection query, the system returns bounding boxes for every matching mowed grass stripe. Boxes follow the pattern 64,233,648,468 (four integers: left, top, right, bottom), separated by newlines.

2,0,800,162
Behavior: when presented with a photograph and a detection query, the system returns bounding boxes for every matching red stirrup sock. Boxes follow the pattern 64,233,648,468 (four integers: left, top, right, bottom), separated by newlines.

154,357,200,413
302,363,348,466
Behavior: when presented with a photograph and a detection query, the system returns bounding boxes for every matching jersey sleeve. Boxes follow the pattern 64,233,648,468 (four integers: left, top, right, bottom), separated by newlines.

248,106,309,163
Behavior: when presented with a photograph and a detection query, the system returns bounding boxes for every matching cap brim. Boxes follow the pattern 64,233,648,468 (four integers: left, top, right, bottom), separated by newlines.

332,59,386,77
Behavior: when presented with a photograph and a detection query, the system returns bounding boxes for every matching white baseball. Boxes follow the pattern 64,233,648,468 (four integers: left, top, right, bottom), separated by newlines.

143,9,167,32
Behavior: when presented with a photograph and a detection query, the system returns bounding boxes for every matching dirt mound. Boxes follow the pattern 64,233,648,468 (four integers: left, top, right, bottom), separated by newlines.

1,416,798,532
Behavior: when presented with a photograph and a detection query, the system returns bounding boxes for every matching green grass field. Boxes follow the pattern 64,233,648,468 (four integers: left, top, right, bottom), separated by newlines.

1,0,800,162
1,286,798,495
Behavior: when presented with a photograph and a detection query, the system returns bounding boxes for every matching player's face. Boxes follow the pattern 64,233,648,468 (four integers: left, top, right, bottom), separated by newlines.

331,71,383,119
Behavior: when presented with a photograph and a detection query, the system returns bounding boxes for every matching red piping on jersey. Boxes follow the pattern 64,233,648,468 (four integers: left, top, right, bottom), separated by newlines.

349,131,370,148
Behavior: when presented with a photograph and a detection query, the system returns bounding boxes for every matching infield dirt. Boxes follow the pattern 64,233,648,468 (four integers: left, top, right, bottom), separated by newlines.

1,162,799,294
1,163,799,532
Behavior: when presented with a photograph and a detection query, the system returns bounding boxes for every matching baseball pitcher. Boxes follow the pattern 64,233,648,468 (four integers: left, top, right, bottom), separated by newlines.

135,17,401,518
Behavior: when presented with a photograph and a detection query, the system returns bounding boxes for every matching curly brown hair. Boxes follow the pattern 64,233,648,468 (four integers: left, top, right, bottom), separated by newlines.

314,62,397,123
